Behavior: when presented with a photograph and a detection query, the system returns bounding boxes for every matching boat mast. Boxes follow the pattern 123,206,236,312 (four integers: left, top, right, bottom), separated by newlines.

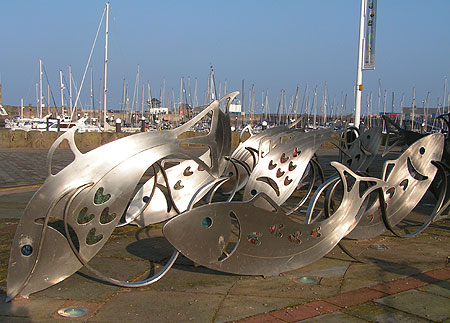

411,87,416,131
90,67,94,111
103,1,110,127
59,70,64,112
39,59,43,118
35,83,39,117
69,65,73,117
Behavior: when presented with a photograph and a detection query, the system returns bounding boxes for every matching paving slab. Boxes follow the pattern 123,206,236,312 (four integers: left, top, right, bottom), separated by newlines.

87,289,224,322
342,300,431,323
374,289,450,321
36,257,149,302
418,278,450,298
215,294,299,323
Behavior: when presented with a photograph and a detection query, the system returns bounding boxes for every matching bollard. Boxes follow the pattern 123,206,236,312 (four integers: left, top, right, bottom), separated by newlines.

140,117,146,132
115,118,122,133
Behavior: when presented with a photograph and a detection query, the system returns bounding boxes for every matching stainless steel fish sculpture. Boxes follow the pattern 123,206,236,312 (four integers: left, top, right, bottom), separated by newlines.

123,92,238,226
242,128,333,206
6,94,236,301
347,133,444,240
163,162,386,276
339,126,383,172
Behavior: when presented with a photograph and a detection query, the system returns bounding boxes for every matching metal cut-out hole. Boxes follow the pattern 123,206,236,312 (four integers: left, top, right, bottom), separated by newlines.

269,224,284,238
247,232,262,245
228,172,234,177
288,231,302,244
183,166,194,176
100,207,116,224
399,179,408,190
251,189,257,196
284,177,293,186
21,244,33,256
288,161,297,171
311,227,321,238
280,153,289,163
202,217,213,228
174,180,184,190
143,196,150,203
268,160,277,170
419,147,425,155
276,168,285,178
94,187,111,205
77,207,94,224
58,307,90,318
386,187,395,199
86,228,103,245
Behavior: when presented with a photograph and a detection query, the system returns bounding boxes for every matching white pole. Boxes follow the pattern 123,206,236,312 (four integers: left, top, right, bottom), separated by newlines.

21,98,24,119
103,1,110,127
354,0,366,128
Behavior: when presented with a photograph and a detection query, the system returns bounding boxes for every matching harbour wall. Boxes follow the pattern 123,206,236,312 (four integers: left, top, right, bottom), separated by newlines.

0,129,250,150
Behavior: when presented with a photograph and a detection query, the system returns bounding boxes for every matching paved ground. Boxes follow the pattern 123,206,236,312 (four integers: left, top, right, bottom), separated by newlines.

0,147,449,322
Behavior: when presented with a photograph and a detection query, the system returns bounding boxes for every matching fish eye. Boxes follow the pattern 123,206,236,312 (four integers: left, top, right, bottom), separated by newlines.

21,244,33,256
419,147,425,155
202,217,213,228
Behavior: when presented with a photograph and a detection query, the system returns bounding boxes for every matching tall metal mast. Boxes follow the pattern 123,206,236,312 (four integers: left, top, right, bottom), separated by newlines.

39,59,43,118
69,65,73,116
103,1,110,127
59,70,64,109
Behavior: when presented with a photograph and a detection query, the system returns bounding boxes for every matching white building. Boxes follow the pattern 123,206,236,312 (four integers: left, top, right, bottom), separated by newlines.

229,98,242,115
149,107,169,115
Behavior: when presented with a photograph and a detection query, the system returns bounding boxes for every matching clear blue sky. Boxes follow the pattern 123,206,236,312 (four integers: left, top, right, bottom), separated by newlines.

1,0,450,115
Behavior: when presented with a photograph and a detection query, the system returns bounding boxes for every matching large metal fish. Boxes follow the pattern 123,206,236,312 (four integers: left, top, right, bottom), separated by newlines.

347,133,444,240
6,95,233,300
163,162,385,276
123,92,237,226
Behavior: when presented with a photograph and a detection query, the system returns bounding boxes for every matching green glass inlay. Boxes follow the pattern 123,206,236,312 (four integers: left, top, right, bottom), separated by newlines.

77,207,95,224
94,187,111,205
86,228,103,245
100,207,116,224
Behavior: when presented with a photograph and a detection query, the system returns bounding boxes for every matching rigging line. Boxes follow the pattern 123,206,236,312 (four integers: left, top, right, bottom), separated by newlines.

73,5,106,109
41,64,58,113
